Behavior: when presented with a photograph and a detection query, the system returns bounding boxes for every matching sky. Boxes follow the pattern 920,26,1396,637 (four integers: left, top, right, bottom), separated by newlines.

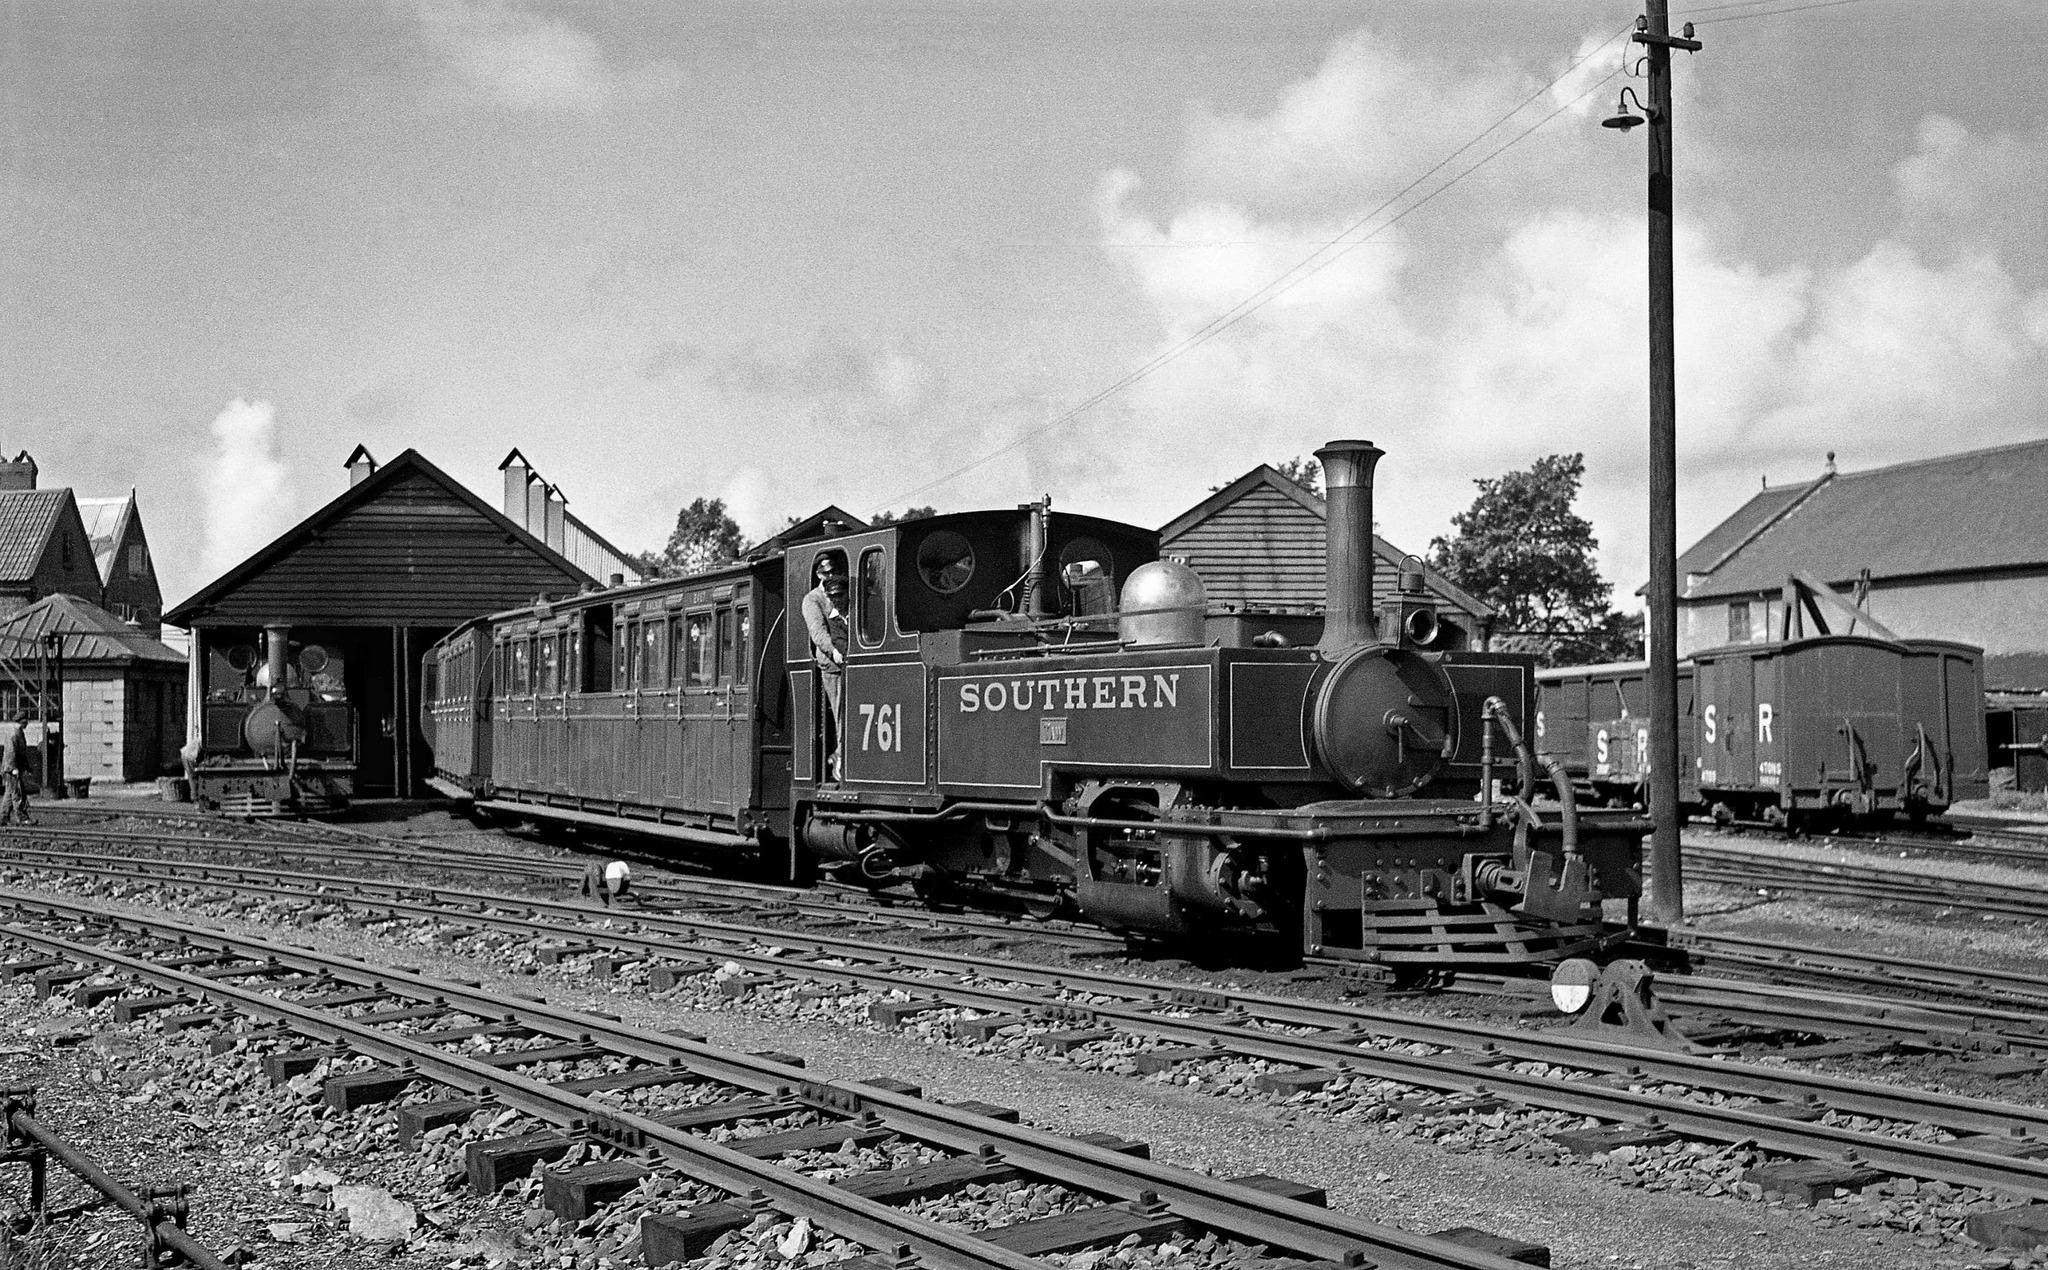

4,0,2045,614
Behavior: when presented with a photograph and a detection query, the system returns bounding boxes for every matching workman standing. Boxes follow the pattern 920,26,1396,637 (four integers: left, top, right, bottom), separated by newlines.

0,713,33,826
801,554,850,781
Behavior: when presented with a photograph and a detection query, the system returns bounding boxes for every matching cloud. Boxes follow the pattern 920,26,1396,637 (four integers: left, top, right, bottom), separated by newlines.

1081,28,2048,595
200,399,300,581
694,333,944,429
414,0,676,113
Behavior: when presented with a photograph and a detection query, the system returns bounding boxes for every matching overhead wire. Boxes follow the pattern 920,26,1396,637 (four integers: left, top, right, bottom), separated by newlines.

867,24,1637,514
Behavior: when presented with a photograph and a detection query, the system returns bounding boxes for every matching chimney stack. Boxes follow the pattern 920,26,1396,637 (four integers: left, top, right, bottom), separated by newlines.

544,485,566,553
1315,439,1385,653
344,445,378,487
526,478,548,539
499,449,533,525
0,451,37,492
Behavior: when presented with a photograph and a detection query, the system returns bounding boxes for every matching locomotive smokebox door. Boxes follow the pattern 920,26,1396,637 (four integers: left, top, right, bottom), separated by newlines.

1310,646,1457,797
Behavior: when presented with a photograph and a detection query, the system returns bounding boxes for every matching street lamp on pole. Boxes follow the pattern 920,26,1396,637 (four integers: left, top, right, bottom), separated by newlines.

1604,1,1701,929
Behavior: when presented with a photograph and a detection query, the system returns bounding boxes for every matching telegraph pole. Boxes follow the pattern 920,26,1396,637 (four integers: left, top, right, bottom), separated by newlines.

1641,0,1699,927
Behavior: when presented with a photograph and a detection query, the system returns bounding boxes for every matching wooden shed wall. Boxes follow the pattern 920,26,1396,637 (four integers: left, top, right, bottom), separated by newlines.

1166,485,1325,607
1162,484,1476,620
188,471,590,627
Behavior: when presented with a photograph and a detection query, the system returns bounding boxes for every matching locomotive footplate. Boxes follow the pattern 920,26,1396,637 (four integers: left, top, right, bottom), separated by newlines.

1138,800,1645,967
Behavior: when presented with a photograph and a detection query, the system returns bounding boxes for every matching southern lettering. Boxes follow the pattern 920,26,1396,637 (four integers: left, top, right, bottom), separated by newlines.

958,673,1181,713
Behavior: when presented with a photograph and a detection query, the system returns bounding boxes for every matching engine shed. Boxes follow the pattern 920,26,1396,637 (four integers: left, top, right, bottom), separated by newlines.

163,448,597,799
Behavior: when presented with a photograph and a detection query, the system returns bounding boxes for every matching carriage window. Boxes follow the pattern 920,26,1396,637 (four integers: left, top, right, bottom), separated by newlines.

915,530,975,595
717,608,737,683
565,628,581,693
735,607,752,685
586,612,613,692
539,636,560,694
642,620,666,690
612,615,629,689
512,640,532,696
685,613,714,687
857,549,887,646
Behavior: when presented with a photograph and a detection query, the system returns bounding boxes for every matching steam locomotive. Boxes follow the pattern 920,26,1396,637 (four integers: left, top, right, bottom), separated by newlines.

190,623,357,816
424,441,1650,967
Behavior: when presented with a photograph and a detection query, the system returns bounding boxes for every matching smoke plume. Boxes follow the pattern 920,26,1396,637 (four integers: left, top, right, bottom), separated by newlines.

199,399,299,581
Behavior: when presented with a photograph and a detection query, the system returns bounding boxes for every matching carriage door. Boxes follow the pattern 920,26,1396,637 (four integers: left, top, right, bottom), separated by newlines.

680,608,715,807
713,590,749,810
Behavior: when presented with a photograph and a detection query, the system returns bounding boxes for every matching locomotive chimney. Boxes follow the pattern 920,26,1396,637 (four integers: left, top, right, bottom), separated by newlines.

1315,439,1384,653
264,623,291,698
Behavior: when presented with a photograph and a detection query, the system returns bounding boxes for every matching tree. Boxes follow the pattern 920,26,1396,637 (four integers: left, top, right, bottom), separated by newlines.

641,497,748,578
870,506,938,525
1428,454,1637,666
1272,455,1322,496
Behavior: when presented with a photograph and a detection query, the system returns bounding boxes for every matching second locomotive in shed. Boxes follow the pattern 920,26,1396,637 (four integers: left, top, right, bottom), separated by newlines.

425,441,1651,968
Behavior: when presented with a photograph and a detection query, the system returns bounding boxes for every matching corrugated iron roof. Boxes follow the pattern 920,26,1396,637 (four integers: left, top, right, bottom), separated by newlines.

0,490,71,584
0,592,183,665
1684,437,2048,600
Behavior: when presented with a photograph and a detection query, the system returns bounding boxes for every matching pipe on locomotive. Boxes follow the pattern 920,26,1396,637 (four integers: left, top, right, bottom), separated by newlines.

1315,440,1384,653
264,623,290,698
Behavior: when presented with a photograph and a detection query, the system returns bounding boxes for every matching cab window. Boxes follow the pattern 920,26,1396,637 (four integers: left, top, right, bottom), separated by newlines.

858,548,887,647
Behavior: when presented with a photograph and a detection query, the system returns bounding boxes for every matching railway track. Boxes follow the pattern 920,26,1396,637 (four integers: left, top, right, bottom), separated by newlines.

8,849,2048,1206
17,822,2048,1060
1680,843,2048,921
0,887,1536,1270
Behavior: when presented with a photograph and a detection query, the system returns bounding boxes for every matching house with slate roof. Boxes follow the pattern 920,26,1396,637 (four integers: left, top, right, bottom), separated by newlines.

0,593,185,786
1160,464,1496,649
0,453,104,616
75,491,162,637
1675,439,2048,687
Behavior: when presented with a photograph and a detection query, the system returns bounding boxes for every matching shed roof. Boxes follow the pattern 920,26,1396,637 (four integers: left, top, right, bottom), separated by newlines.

1161,465,1494,619
0,490,73,584
0,592,183,666
164,448,594,628
1681,438,2048,600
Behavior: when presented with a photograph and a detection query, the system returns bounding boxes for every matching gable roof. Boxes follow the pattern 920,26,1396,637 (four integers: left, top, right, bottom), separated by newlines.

0,490,73,584
1681,438,2048,601
164,448,593,627
0,592,183,666
75,493,136,583
751,505,870,558
1161,465,1494,619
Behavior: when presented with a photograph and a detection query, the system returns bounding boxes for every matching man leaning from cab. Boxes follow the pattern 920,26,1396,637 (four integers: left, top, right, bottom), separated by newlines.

801,555,849,781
